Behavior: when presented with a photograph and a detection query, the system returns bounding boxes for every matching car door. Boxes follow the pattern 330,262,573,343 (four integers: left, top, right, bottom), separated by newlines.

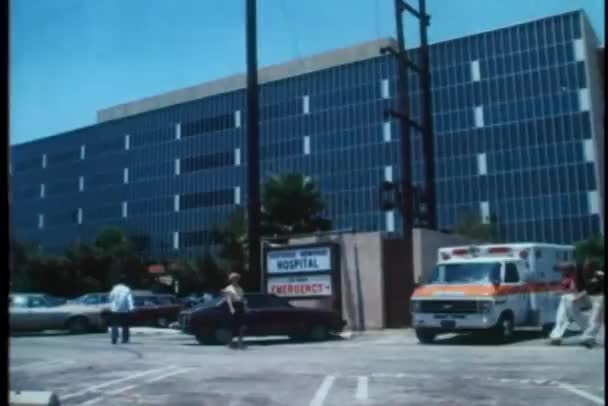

27,295,60,331
243,295,274,335
263,295,298,335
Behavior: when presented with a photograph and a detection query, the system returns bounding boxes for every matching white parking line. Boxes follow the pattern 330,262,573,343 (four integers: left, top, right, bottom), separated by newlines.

309,375,335,406
10,360,67,371
355,376,368,401
557,383,604,405
107,384,137,395
62,366,171,400
145,368,192,383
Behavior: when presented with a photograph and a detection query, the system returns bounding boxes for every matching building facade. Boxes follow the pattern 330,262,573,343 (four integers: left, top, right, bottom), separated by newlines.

10,10,604,259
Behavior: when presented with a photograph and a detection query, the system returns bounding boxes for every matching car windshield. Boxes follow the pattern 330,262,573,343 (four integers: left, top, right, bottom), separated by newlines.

430,262,501,285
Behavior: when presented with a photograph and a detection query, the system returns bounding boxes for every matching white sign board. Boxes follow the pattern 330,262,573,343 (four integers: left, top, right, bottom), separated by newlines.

267,274,332,297
267,247,332,275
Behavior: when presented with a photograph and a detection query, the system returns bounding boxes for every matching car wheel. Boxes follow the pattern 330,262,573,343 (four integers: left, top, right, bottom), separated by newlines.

541,323,555,338
493,313,515,342
308,325,329,342
415,328,437,344
213,328,233,345
156,317,169,328
67,317,90,334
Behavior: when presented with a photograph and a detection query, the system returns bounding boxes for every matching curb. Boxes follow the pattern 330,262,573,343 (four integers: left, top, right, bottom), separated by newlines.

338,328,412,339
106,327,182,336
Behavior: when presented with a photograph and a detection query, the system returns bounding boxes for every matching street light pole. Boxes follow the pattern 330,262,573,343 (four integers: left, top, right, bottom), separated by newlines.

245,0,262,292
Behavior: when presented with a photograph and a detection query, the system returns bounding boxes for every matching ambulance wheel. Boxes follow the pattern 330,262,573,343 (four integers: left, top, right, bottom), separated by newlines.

542,323,555,338
493,313,514,342
415,328,437,344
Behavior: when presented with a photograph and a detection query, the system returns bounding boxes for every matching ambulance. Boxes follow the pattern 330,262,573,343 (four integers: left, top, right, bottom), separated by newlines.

410,243,574,343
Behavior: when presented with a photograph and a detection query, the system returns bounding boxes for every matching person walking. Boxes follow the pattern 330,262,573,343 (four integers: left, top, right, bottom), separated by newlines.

223,272,247,349
581,261,604,348
109,276,134,345
549,262,591,344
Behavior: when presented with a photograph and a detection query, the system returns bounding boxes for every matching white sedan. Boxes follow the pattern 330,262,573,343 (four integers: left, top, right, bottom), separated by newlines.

9,293,107,334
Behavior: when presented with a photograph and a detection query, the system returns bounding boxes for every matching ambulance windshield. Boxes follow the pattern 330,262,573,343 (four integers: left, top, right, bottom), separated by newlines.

430,262,501,284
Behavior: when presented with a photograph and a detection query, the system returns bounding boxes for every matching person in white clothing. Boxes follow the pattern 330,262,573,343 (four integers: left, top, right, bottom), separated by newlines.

581,266,604,348
109,277,134,344
549,262,590,344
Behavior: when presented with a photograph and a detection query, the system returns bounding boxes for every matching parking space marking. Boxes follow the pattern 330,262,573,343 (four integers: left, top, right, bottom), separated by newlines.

309,375,335,406
62,366,171,400
10,359,69,371
557,383,604,405
145,367,192,383
107,384,137,395
355,376,368,401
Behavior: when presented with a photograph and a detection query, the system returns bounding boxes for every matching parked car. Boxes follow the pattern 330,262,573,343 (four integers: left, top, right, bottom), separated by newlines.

69,292,109,306
9,293,107,334
100,292,182,328
43,295,68,307
179,293,346,345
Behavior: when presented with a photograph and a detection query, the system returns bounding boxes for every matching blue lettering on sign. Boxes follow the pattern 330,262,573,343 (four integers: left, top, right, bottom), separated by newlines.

276,258,320,271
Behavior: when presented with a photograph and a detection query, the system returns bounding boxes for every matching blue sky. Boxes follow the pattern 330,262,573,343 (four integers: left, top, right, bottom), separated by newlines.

10,0,605,145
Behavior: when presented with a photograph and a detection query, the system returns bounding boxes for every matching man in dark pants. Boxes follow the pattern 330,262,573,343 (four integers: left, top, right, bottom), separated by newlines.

109,276,134,344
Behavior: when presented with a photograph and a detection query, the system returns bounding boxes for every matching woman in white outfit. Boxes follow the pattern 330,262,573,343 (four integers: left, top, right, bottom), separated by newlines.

581,267,604,348
549,262,590,344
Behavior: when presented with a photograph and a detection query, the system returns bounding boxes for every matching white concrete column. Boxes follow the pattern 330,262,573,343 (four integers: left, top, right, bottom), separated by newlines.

477,153,487,175
174,194,180,212
234,186,241,205
381,78,390,99
480,201,490,224
303,136,311,155
471,60,481,82
303,95,310,114
235,148,241,166
173,231,179,250
382,122,391,142
474,106,485,128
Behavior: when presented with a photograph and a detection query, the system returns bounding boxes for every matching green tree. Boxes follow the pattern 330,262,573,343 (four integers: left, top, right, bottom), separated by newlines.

574,236,604,269
261,173,331,236
216,207,249,276
170,251,227,295
452,211,498,243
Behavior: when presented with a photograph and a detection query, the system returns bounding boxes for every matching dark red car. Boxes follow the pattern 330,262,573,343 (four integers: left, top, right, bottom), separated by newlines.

179,293,346,345
102,292,182,328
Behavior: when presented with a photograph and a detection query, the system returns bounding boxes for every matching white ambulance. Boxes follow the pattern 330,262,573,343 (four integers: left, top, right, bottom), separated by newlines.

410,243,574,343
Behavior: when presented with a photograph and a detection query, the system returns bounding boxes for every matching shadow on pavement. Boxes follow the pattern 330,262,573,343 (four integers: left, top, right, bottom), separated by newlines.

431,329,589,346
181,334,345,347
10,330,106,337
431,331,546,346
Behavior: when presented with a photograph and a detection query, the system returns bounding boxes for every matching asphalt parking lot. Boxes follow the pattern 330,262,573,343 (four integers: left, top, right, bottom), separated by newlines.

9,329,605,406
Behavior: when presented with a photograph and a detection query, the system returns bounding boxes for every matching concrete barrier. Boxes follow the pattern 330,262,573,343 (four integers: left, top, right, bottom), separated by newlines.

9,391,60,406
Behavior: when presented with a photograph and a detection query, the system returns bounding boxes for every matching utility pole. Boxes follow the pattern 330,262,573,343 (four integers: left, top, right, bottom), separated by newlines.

418,0,436,230
245,0,262,292
381,0,435,231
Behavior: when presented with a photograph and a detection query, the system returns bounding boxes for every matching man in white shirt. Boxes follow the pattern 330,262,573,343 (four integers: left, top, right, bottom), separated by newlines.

109,277,134,344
